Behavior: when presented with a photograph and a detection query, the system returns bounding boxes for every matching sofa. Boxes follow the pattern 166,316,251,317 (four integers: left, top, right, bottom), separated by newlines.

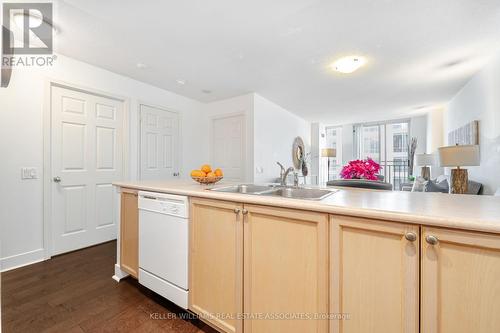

412,175,483,195
326,179,393,191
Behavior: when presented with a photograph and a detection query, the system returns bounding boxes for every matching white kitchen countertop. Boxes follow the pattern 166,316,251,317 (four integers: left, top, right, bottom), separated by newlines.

114,180,500,234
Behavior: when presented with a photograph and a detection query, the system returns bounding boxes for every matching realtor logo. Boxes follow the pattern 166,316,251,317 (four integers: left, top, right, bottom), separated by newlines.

2,2,53,54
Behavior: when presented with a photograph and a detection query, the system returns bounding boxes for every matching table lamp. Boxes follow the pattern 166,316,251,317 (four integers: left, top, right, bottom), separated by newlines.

438,145,480,194
321,148,336,181
415,153,435,180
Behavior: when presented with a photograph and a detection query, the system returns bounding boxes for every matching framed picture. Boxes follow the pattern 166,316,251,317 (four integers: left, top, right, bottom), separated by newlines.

448,120,479,145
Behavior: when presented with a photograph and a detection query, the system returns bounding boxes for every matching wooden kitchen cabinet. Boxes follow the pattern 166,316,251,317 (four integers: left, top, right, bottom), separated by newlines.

120,188,139,278
330,216,419,333
189,198,243,333
243,205,329,333
421,227,500,333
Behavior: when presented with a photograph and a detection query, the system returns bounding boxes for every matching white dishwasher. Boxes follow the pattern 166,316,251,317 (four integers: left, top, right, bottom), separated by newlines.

138,191,189,309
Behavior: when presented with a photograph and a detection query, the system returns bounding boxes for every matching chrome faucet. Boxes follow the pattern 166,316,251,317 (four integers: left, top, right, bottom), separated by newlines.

277,162,294,186
293,172,299,187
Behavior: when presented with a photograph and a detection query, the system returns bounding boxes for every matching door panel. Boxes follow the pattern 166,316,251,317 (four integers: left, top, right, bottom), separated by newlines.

140,104,179,180
244,205,328,333
330,216,419,333
421,227,500,333
120,189,138,278
51,86,123,255
189,198,243,333
211,115,245,181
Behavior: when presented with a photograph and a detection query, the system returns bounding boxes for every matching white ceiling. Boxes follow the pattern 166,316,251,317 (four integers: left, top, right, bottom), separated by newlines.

54,0,500,124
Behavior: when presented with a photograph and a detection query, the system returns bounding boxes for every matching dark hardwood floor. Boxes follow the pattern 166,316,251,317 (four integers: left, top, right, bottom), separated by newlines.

1,241,217,333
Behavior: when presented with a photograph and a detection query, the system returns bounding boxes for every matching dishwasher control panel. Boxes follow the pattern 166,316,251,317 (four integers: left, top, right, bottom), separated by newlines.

138,191,189,218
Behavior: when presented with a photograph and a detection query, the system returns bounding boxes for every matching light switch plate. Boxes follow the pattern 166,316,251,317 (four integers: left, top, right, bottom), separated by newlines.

21,167,38,179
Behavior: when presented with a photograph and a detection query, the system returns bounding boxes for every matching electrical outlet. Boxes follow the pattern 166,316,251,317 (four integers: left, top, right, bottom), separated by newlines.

21,167,38,179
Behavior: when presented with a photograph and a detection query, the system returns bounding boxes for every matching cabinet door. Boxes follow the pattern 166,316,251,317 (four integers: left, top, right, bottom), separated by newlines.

120,188,138,278
421,227,500,333
189,198,243,333
330,216,419,333
243,205,329,333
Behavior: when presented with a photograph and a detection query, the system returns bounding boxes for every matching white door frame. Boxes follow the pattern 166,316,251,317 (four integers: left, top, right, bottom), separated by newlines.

209,112,246,181
137,102,182,180
43,79,130,259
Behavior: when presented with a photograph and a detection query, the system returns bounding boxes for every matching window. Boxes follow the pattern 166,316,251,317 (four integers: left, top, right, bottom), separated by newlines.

354,120,410,190
323,126,343,182
393,133,408,153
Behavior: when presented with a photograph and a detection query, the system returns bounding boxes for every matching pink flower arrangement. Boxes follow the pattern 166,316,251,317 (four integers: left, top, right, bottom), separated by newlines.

340,158,381,181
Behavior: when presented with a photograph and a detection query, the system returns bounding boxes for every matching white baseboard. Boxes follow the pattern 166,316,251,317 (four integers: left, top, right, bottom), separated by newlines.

0,248,46,272
112,264,130,282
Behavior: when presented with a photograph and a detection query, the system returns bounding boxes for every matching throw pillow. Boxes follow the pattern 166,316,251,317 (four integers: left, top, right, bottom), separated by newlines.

411,177,426,192
467,181,482,195
424,179,449,193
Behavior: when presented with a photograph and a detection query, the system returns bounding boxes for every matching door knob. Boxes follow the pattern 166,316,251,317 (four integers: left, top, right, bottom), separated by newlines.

53,176,61,183
241,209,248,215
425,235,439,245
404,232,417,242
233,208,241,214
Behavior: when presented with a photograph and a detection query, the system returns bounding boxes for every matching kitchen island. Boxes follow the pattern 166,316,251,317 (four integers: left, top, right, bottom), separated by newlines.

113,180,500,333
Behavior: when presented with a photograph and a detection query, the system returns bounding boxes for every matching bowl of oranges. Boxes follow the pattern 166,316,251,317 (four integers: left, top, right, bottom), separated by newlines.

191,164,224,185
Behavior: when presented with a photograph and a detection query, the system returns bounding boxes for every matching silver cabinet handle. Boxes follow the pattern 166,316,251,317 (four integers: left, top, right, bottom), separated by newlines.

242,209,248,215
425,235,439,245
53,176,61,183
404,232,417,242
234,208,241,214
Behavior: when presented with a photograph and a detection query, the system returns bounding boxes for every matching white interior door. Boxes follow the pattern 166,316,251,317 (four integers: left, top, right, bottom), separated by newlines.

211,114,245,181
140,105,180,180
51,86,123,255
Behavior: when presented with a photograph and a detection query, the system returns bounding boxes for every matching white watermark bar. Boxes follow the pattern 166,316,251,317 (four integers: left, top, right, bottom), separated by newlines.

150,312,351,321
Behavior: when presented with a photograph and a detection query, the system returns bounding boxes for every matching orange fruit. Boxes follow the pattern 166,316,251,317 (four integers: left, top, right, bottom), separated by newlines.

201,164,212,173
191,170,204,178
214,168,223,177
206,172,216,180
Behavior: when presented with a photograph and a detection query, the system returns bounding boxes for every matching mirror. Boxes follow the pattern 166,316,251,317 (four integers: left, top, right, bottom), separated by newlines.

292,136,305,169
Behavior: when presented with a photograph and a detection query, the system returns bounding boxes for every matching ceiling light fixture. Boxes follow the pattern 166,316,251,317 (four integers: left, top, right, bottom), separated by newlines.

176,79,186,85
331,55,366,74
136,63,147,69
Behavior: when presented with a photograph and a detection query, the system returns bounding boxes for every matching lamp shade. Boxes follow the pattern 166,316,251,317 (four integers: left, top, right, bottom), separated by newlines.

321,148,336,157
415,153,435,166
438,145,480,167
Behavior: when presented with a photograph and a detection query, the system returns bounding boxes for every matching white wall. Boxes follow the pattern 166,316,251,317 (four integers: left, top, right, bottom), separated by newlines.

253,94,310,183
310,123,321,185
445,51,500,195
0,54,205,271
204,93,310,184
341,124,354,165
426,108,445,178
204,93,255,182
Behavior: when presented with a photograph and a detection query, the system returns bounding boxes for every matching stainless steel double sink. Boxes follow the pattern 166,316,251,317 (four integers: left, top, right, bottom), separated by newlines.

208,184,337,200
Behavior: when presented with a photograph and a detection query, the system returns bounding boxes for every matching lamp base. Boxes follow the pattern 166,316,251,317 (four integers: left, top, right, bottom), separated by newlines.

421,166,431,181
450,168,468,194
